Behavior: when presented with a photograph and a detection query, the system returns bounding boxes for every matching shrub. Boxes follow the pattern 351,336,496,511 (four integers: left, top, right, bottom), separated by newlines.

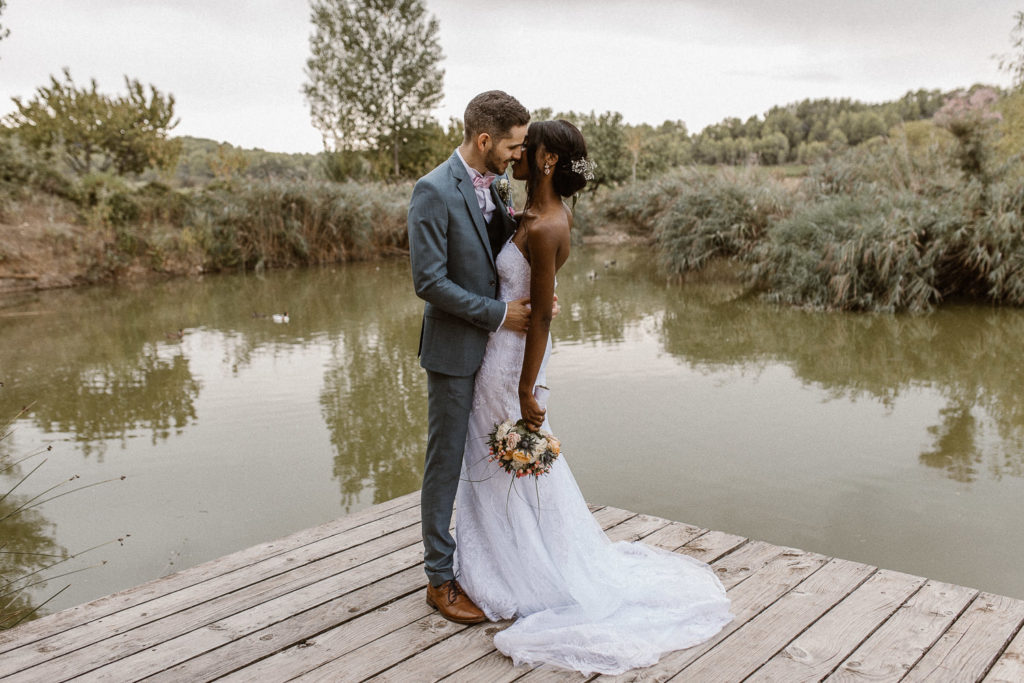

186,179,410,271
654,167,792,277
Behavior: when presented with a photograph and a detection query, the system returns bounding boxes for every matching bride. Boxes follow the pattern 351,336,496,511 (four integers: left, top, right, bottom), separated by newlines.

454,120,733,675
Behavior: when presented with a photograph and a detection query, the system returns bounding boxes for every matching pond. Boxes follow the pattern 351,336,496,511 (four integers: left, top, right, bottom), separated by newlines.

2,245,1024,621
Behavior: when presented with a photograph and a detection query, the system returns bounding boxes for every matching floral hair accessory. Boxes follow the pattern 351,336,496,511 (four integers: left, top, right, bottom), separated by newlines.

571,157,597,180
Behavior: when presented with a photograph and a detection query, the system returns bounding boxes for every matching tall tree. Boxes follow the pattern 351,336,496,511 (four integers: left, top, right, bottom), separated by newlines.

304,0,444,178
7,68,180,176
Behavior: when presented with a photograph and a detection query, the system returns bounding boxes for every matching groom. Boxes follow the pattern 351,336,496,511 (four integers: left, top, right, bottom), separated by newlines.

408,91,531,624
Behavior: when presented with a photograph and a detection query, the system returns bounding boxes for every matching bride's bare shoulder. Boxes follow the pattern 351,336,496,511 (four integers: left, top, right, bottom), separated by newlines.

525,208,570,241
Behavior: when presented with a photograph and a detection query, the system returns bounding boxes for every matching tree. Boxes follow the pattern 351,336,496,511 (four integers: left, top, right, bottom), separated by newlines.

624,120,692,181
304,0,444,178
0,0,10,49
578,111,629,189
7,68,180,176
997,10,1024,90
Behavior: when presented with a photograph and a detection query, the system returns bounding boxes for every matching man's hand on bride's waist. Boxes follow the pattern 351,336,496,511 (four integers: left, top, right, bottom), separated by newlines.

501,297,531,332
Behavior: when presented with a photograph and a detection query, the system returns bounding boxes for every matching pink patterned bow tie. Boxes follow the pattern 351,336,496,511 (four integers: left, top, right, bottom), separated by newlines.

472,174,495,189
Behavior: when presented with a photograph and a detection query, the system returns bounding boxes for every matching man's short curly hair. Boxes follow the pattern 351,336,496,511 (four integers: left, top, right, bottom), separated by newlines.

464,91,530,143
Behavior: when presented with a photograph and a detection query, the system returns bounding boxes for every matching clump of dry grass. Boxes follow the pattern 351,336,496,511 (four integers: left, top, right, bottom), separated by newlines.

626,136,1024,312
1,402,127,629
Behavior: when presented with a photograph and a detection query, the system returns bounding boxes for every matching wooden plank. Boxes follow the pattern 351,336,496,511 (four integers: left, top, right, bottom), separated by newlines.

84,555,428,682
640,521,706,552
439,650,533,683
365,620,514,683
590,506,638,529
0,490,421,656
747,569,926,682
602,513,671,543
292,611,471,682
6,489,1024,683
984,619,1024,683
825,579,978,682
677,530,748,564
1,518,424,680
164,502,629,683
139,565,427,682
678,559,877,681
903,593,1024,682
518,667,592,682
596,544,828,682
216,591,437,682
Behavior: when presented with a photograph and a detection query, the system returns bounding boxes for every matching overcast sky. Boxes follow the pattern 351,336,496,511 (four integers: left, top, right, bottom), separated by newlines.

0,1,1018,154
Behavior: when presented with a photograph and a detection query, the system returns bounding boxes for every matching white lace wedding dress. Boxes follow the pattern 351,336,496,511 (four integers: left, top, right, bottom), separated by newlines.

454,239,732,675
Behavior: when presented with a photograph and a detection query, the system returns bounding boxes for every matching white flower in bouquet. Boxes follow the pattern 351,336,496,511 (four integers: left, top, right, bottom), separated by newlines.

486,418,561,478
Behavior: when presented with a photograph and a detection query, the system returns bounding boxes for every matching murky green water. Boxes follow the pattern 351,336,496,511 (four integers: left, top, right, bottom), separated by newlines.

2,246,1024,620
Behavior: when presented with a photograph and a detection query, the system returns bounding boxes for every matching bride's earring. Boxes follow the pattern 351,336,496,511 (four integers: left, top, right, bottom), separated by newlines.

544,163,551,175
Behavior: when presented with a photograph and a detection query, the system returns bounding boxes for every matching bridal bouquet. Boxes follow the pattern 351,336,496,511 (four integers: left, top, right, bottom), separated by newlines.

486,419,561,478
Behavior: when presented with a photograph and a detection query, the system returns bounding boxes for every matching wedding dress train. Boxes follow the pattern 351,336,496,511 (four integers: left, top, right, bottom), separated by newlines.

454,240,732,675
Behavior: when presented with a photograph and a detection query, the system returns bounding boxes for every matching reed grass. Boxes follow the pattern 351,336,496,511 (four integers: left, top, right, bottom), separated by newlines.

8,173,414,283
187,179,411,271
604,138,1024,312
0,404,127,628
652,167,793,277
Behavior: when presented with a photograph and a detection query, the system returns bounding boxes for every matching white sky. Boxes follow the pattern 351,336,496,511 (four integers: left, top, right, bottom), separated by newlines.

0,1,1018,154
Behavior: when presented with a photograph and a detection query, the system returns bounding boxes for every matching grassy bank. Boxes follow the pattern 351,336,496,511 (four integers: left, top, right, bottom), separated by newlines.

4,111,1024,313
0,149,411,292
591,128,1024,313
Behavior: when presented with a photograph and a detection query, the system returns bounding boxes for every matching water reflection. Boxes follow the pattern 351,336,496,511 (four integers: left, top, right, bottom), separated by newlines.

0,440,67,627
656,287,1024,483
3,252,1024,488
1,289,201,458
2,247,1024,617
553,247,671,346
315,265,426,508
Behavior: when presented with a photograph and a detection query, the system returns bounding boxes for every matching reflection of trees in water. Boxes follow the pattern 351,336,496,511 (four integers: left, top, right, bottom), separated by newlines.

657,284,1024,483
32,351,199,458
320,328,425,511
316,263,426,511
0,260,431,509
0,418,67,627
0,283,203,458
0,480,65,628
4,243,1021,506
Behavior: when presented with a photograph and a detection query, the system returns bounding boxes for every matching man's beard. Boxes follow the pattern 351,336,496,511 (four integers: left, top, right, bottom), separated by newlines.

483,148,506,175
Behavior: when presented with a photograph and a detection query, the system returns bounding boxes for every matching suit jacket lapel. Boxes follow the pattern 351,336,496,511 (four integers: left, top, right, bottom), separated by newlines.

490,184,516,240
447,152,495,264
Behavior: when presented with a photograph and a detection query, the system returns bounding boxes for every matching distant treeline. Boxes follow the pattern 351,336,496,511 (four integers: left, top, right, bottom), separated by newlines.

167,87,964,186
688,89,948,165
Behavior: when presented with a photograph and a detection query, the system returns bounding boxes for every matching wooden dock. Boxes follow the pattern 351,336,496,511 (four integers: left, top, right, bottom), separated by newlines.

1,490,1023,682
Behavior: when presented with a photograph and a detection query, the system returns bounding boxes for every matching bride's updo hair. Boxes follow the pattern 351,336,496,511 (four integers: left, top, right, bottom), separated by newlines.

524,120,590,200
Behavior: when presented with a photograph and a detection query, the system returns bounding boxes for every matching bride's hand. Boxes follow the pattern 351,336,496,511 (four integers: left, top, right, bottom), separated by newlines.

519,391,545,432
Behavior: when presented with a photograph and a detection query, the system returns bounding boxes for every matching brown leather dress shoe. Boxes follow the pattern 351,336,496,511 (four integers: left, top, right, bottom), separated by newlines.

425,580,486,624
